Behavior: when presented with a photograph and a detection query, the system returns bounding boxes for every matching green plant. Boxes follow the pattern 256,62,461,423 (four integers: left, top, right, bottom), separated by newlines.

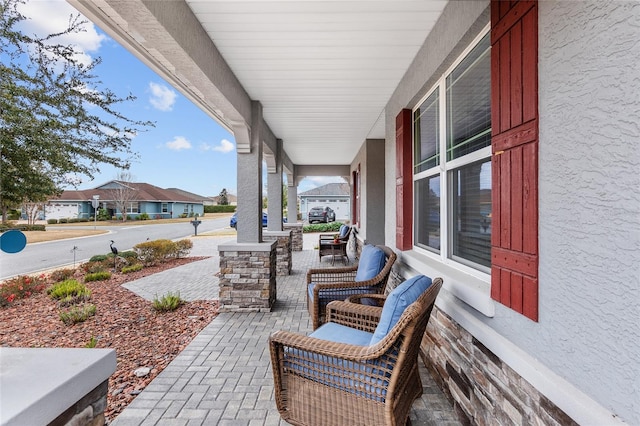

85,336,98,348
47,218,58,224
0,274,47,306
47,279,91,301
59,304,96,325
303,222,344,233
138,212,150,220
152,292,184,312
59,218,68,223
122,264,144,274
204,205,235,213
84,271,112,282
89,254,108,262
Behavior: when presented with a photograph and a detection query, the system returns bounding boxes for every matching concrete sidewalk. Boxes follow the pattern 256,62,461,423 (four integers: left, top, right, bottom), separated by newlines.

111,233,461,425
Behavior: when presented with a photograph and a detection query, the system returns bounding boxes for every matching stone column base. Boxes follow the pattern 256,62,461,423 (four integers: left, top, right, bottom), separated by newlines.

218,241,277,312
283,223,303,251
263,230,292,275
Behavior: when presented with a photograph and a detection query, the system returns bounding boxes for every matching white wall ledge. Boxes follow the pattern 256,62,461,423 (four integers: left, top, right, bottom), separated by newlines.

0,347,116,426
399,249,495,317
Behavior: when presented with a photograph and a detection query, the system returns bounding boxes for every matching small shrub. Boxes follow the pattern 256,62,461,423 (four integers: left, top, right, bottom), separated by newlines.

122,264,144,274
47,219,58,224
120,250,137,259
80,259,110,274
134,239,177,265
175,239,193,258
59,304,96,325
50,268,76,283
0,274,47,306
303,222,344,233
89,254,108,262
59,218,68,223
84,271,112,282
85,336,98,348
138,213,150,220
152,292,184,312
48,279,91,301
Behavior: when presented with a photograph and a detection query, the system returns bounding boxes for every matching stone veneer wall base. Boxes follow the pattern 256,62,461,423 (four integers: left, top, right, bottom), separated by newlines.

385,272,578,425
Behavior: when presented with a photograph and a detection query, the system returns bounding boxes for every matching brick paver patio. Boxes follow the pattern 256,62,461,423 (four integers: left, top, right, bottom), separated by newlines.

111,234,461,426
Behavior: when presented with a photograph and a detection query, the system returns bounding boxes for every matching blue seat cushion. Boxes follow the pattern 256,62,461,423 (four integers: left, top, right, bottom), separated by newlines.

370,275,432,345
354,245,386,282
310,322,373,346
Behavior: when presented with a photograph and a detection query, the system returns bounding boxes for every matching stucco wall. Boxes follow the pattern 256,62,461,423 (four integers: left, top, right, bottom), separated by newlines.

534,1,639,422
384,0,639,423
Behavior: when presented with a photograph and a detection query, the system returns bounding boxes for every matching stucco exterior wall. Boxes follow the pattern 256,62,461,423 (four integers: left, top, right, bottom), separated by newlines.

384,0,639,423
535,1,639,421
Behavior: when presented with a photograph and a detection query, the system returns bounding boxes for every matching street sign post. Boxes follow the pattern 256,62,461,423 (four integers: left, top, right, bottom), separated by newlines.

92,195,100,229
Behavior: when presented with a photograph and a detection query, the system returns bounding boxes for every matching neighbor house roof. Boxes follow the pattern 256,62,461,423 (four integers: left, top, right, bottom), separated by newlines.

299,183,350,197
51,181,206,203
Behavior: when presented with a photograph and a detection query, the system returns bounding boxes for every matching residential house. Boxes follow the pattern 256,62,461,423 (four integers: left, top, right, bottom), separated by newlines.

47,181,206,220
63,1,639,424
206,193,237,206
299,182,350,221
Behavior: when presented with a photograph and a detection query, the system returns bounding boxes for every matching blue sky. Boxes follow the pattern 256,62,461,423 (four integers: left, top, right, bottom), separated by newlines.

20,1,342,197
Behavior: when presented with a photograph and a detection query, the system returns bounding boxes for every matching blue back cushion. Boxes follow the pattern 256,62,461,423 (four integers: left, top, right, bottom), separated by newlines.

354,245,386,282
339,224,350,237
369,275,432,345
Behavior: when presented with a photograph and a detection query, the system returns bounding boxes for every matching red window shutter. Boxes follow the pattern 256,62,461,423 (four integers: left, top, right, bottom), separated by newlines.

491,0,539,321
396,109,413,250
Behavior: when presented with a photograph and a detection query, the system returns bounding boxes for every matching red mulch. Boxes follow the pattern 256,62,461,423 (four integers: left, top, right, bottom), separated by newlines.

0,257,219,422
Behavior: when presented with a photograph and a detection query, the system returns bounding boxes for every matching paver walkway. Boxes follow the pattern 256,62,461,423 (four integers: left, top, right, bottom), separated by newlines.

111,234,461,425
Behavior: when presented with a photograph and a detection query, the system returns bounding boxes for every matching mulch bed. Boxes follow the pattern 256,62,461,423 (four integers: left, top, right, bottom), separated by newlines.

0,257,219,422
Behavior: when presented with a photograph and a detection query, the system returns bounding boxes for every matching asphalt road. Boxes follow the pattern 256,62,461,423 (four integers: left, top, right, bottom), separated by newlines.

0,217,232,280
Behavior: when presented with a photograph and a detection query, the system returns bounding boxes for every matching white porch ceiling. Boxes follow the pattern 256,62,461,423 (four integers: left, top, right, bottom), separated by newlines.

73,0,448,167
186,1,447,165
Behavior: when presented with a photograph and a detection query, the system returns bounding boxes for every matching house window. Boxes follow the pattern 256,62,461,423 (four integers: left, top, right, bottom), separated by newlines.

161,203,168,213
413,30,491,273
126,202,139,214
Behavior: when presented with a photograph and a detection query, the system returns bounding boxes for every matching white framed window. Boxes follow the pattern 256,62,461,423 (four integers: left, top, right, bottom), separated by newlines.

161,203,168,213
413,29,491,274
126,202,139,214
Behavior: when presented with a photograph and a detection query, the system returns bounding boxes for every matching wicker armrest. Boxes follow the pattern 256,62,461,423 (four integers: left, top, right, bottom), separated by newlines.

346,293,387,307
326,300,382,333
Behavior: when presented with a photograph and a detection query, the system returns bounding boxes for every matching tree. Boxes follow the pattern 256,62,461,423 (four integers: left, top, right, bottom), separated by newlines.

218,188,228,205
0,0,154,221
108,171,138,222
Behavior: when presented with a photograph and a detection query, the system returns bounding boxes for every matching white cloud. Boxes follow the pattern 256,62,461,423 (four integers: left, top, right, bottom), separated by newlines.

166,136,192,151
199,139,234,153
17,0,105,67
213,139,234,153
149,82,177,111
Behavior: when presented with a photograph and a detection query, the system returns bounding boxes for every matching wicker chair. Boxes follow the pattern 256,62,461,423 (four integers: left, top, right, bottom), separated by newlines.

318,224,351,262
270,275,443,426
307,245,397,329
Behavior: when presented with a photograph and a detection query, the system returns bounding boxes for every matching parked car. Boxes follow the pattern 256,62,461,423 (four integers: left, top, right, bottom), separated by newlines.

230,212,286,229
230,212,267,229
308,206,336,223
